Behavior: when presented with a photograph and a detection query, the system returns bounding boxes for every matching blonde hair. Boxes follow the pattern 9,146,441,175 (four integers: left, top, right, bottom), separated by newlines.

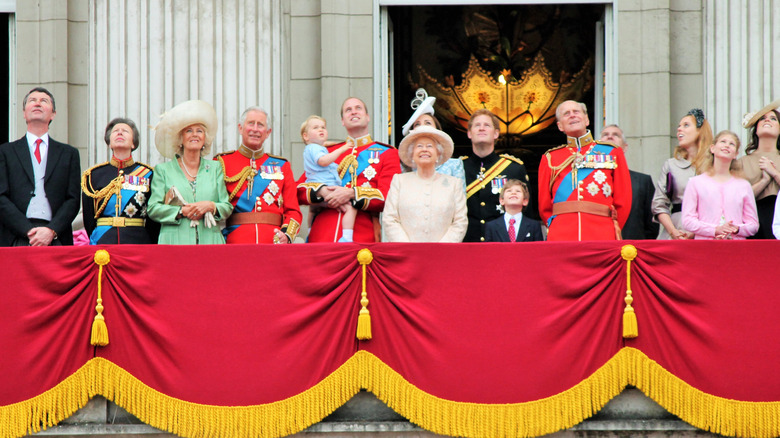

673,114,713,173
701,130,743,176
300,115,326,142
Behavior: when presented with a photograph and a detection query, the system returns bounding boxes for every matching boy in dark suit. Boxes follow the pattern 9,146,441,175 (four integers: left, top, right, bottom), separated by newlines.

484,179,544,242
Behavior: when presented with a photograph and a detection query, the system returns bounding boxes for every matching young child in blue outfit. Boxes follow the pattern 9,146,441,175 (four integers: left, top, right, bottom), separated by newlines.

301,115,356,242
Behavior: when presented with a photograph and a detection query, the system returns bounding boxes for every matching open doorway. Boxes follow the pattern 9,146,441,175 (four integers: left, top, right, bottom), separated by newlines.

386,4,607,214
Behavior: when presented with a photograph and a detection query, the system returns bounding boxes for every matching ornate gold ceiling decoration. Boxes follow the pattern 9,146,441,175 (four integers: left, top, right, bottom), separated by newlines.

415,53,592,139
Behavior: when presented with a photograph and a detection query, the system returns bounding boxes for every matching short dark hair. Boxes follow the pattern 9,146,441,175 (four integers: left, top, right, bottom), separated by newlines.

104,118,141,150
23,87,56,112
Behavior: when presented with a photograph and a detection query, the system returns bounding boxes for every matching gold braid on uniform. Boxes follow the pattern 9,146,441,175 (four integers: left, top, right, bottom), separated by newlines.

217,157,255,202
546,152,577,192
337,155,357,180
81,170,124,218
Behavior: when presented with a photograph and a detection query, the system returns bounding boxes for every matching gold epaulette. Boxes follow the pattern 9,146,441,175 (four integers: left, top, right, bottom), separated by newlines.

595,140,618,149
266,154,289,162
214,150,235,158
136,161,154,171
459,155,468,161
82,161,110,178
374,141,395,149
500,153,524,166
543,144,569,155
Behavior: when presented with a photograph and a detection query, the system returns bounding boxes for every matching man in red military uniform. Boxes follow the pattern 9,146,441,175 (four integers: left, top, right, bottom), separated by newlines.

298,97,400,242
216,107,302,244
538,100,632,241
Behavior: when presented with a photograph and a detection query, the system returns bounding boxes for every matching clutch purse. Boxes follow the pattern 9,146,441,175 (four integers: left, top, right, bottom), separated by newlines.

164,185,216,228
164,186,187,206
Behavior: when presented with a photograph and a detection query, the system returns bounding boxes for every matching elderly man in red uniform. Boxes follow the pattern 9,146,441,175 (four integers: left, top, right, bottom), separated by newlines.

216,107,302,243
298,97,400,242
538,100,632,241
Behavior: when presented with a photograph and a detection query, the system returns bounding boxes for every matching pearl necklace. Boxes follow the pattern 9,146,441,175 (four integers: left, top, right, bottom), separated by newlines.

180,157,200,179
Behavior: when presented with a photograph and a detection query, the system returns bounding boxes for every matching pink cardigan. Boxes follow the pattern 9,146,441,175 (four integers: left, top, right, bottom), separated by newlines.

681,174,759,239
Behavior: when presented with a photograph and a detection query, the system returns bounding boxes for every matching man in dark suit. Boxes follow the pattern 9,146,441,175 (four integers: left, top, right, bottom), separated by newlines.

0,87,81,246
462,109,530,242
600,124,658,240
484,179,544,242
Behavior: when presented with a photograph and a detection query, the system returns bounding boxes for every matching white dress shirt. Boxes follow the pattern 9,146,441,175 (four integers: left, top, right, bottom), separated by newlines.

25,132,53,221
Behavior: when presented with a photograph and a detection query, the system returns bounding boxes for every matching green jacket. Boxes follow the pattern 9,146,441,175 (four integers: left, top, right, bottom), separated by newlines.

147,157,233,244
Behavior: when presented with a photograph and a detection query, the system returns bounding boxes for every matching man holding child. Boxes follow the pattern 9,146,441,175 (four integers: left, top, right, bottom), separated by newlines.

298,97,400,243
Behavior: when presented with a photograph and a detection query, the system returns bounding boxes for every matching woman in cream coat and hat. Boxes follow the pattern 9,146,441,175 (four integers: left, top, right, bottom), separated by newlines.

147,100,233,244
383,125,467,242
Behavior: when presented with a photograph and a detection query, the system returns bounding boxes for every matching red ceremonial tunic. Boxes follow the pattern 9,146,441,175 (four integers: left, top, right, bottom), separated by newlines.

297,134,400,243
216,146,302,244
538,131,632,241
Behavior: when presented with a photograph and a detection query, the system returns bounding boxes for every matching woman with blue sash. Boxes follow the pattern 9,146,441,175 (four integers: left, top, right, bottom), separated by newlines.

81,118,159,244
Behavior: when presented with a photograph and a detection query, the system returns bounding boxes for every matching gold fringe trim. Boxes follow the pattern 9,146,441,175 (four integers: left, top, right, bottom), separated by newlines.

620,244,638,338
0,359,95,438
361,348,780,438
2,350,779,438
624,347,780,438
356,248,373,340
90,250,111,347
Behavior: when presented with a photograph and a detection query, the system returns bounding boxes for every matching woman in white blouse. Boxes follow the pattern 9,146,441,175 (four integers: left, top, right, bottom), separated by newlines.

383,126,467,242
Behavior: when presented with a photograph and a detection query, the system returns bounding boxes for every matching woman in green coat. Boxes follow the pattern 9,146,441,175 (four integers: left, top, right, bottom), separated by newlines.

147,100,233,244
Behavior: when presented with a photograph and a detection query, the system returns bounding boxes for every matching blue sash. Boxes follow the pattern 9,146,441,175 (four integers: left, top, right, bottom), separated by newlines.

549,143,613,227
340,144,389,187
225,156,287,237
89,188,136,244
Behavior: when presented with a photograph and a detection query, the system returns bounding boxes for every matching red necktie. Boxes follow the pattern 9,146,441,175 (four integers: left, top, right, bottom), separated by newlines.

508,218,516,242
34,139,42,164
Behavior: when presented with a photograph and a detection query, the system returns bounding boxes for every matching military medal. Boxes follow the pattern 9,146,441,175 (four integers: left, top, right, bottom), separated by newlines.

368,151,381,164
268,181,279,196
491,176,507,194
260,165,283,180
363,165,377,181
263,192,275,205
574,152,585,169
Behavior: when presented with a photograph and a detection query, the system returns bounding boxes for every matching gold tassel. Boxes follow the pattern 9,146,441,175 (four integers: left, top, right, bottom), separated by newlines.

91,250,111,346
621,245,638,338
356,248,373,340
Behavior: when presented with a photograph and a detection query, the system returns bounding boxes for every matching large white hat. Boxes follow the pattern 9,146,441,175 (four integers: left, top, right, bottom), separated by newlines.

742,98,780,129
401,89,436,136
154,100,218,158
398,125,454,168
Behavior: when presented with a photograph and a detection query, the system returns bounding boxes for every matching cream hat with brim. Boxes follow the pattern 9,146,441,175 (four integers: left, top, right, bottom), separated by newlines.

398,125,454,169
154,100,218,158
401,95,436,136
742,98,780,129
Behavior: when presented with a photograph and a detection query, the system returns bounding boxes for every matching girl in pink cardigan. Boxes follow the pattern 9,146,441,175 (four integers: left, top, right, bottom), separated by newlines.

682,130,759,239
